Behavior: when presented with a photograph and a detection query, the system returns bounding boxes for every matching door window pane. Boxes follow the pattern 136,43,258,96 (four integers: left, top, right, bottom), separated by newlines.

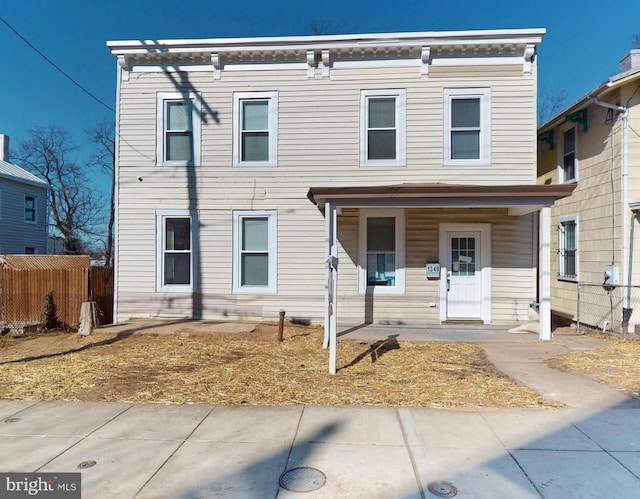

451,237,476,276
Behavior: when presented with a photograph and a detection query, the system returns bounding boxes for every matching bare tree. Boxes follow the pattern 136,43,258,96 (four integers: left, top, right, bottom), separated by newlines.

15,126,106,254
86,119,115,266
538,85,569,125
306,18,349,36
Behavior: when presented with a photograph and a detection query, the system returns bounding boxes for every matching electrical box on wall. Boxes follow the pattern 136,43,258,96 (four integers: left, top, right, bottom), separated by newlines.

426,262,440,279
604,265,618,287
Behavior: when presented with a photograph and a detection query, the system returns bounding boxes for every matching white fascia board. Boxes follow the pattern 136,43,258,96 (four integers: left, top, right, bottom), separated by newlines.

0,172,50,189
107,28,545,54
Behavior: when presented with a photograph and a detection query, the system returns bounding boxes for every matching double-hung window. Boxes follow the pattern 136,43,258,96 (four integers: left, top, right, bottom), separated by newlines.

156,209,197,292
558,216,577,279
360,89,406,166
560,126,577,182
24,195,36,224
156,92,201,166
444,88,491,164
358,209,405,294
233,211,277,293
233,92,278,167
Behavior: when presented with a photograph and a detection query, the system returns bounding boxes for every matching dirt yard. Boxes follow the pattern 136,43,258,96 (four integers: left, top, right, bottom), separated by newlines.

0,323,556,408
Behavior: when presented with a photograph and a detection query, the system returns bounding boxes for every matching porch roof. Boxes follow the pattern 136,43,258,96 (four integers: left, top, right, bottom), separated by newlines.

307,182,576,213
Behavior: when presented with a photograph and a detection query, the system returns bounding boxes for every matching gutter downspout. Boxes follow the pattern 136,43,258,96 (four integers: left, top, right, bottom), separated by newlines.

593,98,630,320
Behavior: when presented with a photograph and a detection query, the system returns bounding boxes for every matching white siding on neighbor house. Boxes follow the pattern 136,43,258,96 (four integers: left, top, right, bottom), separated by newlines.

115,60,539,324
0,178,48,254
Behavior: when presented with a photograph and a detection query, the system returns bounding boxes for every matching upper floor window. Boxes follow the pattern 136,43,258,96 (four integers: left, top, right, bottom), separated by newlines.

360,89,406,167
444,88,491,165
233,210,277,293
233,91,278,167
156,209,197,292
156,92,201,166
24,195,36,224
558,216,577,280
559,126,577,182
24,246,35,255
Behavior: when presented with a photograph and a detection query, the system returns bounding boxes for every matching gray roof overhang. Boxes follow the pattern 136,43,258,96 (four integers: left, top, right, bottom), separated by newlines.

307,183,576,211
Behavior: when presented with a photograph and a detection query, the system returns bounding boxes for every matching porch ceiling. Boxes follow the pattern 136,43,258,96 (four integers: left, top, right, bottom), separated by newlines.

307,182,576,214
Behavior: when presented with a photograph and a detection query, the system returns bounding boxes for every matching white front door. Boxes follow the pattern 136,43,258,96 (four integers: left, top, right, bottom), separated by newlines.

446,231,482,319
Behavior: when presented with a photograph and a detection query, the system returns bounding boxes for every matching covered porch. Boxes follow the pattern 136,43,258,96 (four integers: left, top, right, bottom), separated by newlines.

307,183,576,374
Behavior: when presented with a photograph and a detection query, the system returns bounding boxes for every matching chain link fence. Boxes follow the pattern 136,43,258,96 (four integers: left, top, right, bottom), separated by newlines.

0,290,76,335
577,283,640,335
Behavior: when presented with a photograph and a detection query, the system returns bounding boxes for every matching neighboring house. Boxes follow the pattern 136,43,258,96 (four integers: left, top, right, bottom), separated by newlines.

0,134,49,254
108,29,573,341
537,49,640,332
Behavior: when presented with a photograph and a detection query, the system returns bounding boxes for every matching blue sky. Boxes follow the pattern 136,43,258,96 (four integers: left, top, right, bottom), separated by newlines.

1,0,639,199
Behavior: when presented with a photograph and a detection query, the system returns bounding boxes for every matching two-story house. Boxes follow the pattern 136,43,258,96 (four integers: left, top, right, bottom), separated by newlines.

538,49,640,333
108,29,573,343
0,134,49,254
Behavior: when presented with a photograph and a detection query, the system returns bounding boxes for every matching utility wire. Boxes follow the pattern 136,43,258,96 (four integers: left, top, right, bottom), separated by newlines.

0,16,115,113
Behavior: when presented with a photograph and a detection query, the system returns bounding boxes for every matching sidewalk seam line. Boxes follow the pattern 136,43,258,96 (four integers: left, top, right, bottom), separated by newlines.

397,408,426,499
34,402,134,472
274,404,306,498
133,404,216,498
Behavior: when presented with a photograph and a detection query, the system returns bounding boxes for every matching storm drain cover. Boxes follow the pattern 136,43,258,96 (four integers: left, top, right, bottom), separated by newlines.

77,461,97,469
4,418,20,424
279,467,326,492
427,480,458,498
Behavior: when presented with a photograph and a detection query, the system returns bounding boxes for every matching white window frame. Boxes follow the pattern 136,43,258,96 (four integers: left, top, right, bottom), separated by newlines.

24,195,37,224
155,209,198,292
156,92,202,167
558,215,578,281
358,208,406,295
233,210,278,293
558,123,578,183
359,89,406,167
444,88,491,165
233,91,278,167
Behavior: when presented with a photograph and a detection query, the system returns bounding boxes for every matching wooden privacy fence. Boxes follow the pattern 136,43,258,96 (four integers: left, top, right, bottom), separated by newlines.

0,266,113,331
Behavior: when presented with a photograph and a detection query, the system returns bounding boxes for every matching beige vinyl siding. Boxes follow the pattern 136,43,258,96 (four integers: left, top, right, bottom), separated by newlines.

429,65,524,78
116,61,539,324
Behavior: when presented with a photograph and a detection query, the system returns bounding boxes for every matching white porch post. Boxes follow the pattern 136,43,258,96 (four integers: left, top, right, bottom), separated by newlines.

323,201,331,349
323,202,339,374
539,206,552,340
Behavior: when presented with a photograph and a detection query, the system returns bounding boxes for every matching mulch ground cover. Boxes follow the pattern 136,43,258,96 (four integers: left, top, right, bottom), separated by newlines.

0,323,552,408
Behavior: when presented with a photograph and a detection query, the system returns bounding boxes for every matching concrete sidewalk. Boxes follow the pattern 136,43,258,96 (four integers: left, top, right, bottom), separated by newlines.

2,400,640,498
3,325,640,497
